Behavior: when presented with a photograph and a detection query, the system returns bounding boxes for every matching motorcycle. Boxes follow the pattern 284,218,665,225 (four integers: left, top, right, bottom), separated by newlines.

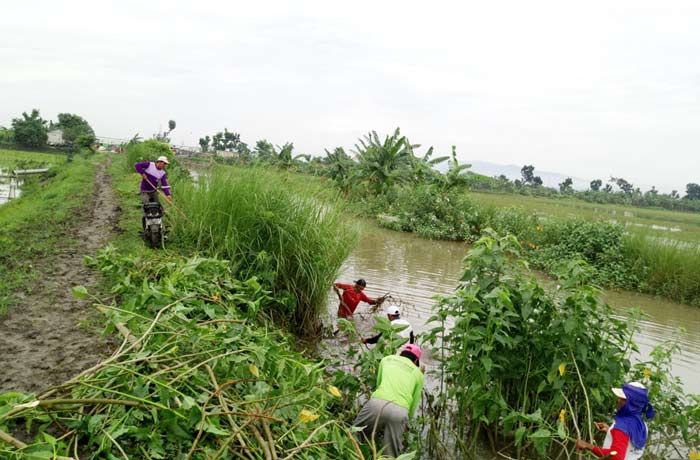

142,201,165,248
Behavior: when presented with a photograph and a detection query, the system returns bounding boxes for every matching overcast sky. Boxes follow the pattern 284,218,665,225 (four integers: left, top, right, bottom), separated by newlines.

2,1,699,191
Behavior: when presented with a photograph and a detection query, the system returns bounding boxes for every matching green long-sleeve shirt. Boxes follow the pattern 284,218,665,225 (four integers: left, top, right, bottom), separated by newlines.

371,355,424,418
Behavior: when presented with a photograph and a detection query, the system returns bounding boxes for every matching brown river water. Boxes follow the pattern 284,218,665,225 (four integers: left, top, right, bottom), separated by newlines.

328,223,700,395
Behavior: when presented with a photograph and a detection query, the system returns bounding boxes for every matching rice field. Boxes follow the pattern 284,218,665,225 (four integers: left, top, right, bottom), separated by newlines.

469,191,700,245
0,148,68,168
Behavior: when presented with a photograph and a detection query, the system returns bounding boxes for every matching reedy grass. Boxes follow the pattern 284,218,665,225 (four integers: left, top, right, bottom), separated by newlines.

623,231,700,306
170,166,359,334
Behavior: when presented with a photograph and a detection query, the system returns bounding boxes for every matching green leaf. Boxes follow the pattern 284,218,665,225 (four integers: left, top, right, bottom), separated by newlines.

72,285,89,299
514,427,527,446
529,428,552,455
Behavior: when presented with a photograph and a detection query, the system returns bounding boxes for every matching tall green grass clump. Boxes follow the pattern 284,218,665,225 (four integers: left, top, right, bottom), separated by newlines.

171,166,358,334
623,232,700,306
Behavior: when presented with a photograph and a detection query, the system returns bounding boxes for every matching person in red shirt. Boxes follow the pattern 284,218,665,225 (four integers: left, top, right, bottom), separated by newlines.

576,382,654,460
333,279,379,319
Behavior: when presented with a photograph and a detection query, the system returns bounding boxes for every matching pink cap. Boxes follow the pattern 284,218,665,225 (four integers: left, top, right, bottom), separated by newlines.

403,344,422,360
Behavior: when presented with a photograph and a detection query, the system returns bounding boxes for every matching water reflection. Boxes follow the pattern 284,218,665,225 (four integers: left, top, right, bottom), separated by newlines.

331,224,700,394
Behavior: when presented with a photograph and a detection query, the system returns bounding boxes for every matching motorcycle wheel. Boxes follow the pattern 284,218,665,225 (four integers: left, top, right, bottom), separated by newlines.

149,224,163,248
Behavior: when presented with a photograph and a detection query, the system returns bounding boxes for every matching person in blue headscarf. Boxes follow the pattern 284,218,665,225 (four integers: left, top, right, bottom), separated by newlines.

576,382,655,460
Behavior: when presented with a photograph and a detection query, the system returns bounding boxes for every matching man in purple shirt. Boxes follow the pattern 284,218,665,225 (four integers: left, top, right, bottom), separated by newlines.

134,156,172,205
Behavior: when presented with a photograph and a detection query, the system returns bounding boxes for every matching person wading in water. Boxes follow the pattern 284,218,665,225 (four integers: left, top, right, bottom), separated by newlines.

333,279,380,320
362,306,415,345
353,344,424,457
576,382,655,460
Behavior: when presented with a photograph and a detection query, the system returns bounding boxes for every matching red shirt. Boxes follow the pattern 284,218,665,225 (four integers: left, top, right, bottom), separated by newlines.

591,428,630,460
335,283,374,318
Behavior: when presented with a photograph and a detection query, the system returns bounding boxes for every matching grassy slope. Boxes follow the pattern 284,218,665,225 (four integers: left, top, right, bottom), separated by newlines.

0,155,97,315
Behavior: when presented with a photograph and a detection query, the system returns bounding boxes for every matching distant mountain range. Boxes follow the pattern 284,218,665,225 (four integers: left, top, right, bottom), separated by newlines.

465,160,590,191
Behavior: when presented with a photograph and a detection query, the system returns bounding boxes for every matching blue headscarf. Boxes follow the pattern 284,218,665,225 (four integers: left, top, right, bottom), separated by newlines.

613,383,655,449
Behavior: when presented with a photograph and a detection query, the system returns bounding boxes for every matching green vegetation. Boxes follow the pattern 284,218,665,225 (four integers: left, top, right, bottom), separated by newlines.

0,149,68,169
0,155,95,315
170,166,358,335
419,231,698,459
0,249,365,459
0,140,697,458
11,109,48,148
469,191,700,244
53,113,96,150
124,139,175,171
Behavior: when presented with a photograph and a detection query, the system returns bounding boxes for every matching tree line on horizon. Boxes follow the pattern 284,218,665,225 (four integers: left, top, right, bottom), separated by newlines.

196,127,700,211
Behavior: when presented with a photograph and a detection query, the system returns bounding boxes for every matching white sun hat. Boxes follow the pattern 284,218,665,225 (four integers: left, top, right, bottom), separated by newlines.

385,306,401,316
612,381,645,399
156,156,170,164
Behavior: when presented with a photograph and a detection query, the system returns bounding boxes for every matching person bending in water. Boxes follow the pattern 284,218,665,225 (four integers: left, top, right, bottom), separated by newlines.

362,306,415,345
353,344,424,457
333,279,379,319
576,382,655,460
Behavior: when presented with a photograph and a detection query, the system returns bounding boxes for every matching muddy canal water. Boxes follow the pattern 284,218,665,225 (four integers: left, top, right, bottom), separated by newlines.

331,224,700,394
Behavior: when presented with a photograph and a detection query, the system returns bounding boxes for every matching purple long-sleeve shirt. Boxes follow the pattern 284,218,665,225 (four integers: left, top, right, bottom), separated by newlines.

135,161,171,196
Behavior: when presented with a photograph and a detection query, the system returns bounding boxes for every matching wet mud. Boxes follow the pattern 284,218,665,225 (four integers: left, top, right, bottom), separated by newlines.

0,160,119,393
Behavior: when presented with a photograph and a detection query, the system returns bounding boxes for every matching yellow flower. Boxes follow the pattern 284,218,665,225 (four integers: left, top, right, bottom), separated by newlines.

559,409,567,424
536,225,543,232
299,409,320,423
328,385,342,398
558,363,567,377
212,293,221,302
689,451,700,460
643,368,652,380
248,363,260,378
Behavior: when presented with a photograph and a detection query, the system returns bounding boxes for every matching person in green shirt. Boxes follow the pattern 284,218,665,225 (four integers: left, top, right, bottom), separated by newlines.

353,344,424,457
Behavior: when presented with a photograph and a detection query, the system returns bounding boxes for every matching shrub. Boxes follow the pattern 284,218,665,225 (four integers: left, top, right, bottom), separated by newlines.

423,230,636,458
378,185,484,240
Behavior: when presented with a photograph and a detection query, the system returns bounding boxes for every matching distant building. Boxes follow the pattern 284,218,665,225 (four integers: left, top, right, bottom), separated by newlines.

47,129,64,145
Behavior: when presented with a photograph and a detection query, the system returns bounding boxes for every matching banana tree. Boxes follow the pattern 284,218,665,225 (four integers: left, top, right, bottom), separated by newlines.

441,145,471,190
353,128,414,194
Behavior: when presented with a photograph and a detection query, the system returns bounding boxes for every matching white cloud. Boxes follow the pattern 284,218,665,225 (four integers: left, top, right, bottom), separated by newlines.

1,0,700,191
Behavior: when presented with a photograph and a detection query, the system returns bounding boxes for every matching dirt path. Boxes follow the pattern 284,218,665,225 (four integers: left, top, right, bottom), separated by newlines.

0,159,119,393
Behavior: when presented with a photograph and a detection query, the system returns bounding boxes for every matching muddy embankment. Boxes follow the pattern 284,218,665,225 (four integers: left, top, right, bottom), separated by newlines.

0,160,119,393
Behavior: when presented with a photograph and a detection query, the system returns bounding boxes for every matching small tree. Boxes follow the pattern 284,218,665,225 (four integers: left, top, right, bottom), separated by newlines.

155,119,176,143
590,179,602,191
12,109,48,148
521,165,535,184
0,126,13,143
254,140,275,161
612,177,634,194
199,136,211,153
532,176,543,186
559,177,574,194
55,113,96,149
441,145,471,190
686,183,700,200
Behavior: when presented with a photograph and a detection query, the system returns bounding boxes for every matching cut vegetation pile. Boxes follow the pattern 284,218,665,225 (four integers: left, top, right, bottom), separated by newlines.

0,249,363,459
